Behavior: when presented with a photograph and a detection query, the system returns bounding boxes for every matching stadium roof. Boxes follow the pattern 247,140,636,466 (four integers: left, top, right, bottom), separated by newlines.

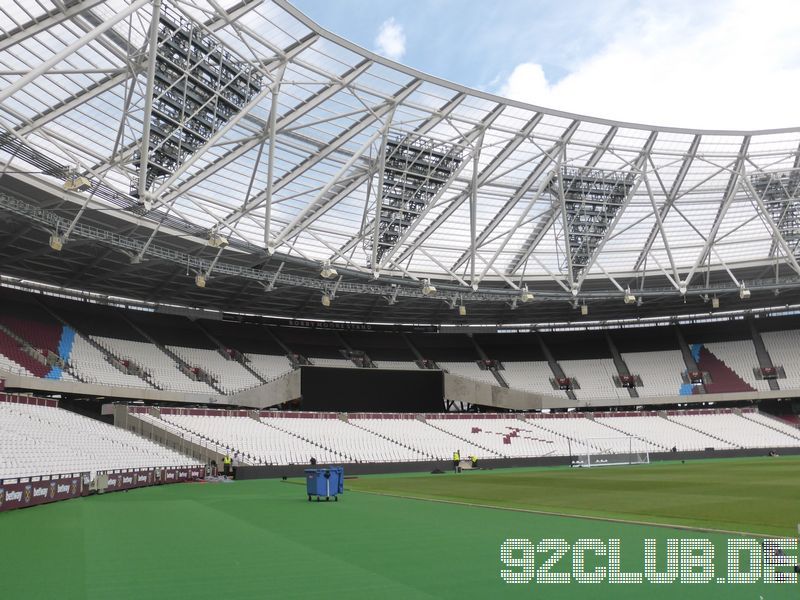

2,0,800,324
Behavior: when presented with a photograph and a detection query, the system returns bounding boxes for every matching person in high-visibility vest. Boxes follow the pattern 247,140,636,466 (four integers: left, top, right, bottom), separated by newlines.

223,453,232,479
453,450,460,473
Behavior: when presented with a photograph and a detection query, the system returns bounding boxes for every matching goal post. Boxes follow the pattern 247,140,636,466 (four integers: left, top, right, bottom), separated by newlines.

578,436,650,468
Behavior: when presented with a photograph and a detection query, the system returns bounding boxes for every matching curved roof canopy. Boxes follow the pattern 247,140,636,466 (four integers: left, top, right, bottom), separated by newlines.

1,0,800,323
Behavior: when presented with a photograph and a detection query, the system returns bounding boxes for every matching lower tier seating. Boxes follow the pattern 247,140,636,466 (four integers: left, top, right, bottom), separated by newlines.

0,401,197,480
134,408,800,466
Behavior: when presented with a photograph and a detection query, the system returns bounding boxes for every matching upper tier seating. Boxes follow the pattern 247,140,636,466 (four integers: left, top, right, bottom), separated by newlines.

0,401,195,480
621,350,685,397
0,329,38,376
703,341,768,390
167,345,261,393
372,360,419,370
9,288,800,402
244,353,294,381
502,361,562,396
560,358,628,401
761,330,800,389
309,357,356,368
69,335,152,389
93,336,215,394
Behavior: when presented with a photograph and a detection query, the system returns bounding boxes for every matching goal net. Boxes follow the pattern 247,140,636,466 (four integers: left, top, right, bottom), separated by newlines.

576,436,650,468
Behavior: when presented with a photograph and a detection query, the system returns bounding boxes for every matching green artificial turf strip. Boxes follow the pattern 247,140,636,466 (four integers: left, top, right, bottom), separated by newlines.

0,458,795,600
348,456,800,536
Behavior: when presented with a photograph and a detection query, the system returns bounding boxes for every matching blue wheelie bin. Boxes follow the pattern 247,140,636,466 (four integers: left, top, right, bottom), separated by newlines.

305,467,344,502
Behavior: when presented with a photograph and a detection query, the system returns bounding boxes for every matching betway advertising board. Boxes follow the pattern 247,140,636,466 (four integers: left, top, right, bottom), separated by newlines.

0,474,84,512
1,466,204,512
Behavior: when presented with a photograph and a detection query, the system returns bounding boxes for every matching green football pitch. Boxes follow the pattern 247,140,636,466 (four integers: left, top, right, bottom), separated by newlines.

1,456,798,599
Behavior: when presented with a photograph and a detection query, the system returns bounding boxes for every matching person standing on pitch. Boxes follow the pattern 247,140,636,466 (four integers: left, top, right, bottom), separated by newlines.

453,449,460,473
223,452,232,479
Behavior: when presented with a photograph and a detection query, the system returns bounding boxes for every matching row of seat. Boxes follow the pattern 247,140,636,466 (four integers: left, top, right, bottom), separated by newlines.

141,409,800,465
0,402,199,480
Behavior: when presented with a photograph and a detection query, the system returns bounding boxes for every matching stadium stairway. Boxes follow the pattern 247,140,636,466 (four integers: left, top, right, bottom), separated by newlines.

662,414,743,448
747,318,781,391
675,325,707,394
468,334,509,388
535,332,576,402
424,419,505,458
604,332,639,399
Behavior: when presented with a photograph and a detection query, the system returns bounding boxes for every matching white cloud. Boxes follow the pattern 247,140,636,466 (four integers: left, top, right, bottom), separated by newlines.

375,18,406,61
497,0,800,130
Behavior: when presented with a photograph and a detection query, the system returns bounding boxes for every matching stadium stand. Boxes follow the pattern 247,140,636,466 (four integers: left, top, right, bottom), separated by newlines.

704,340,768,391
262,415,429,462
92,336,216,394
620,350,686,397
309,357,357,368
167,345,262,393
501,361,562,396
69,335,153,389
244,353,294,381
425,415,574,458
160,412,342,465
667,411,800,448
372,360,420,370
560,358,628,401
0,397,197,480
126,407,800,466
594,412,723,451
7,291,800,404
350,415,476,459
761,330,800,388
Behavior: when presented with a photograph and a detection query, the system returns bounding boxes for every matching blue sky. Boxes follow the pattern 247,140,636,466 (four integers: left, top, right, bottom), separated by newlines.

290,0,800,130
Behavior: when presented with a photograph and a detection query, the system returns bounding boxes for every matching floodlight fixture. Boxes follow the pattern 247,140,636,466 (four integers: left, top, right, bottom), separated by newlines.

195,273,207,288
519,285,534,303
422,279,436,296
48,234,64,252
739,283,750,300
320,261,338,279
623,288,636,304
208,232,229,248
63,173,91,192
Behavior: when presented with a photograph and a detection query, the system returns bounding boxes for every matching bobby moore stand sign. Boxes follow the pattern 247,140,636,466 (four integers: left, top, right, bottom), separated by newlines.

500,537,799,585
